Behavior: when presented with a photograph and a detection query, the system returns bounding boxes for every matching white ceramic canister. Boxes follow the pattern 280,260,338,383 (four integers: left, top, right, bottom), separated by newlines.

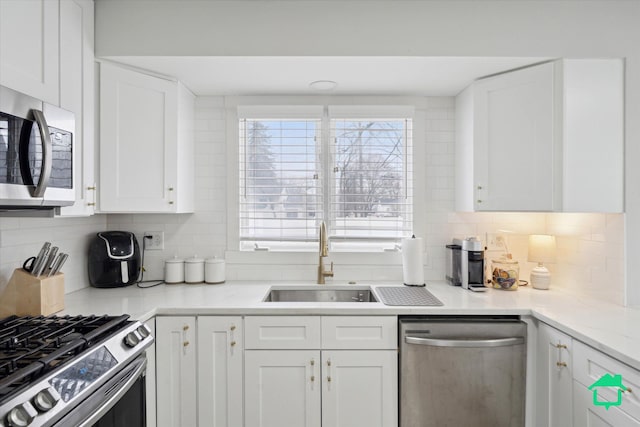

164,256,185,284
184,255,205,283
205,257,225,284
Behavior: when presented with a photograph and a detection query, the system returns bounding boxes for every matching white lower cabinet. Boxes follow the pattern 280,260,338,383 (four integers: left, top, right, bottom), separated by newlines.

155,316,197,427
197,316,244,427
145,319,157,427
155,316,243,427
537,322,640,427
245,350,321,427
321,350,397,427
536,322,573,427
244,316,398,427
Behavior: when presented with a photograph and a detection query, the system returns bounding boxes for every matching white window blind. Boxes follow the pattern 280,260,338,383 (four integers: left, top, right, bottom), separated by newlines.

329,117,413,246
239,118,323,248
238,105,413,251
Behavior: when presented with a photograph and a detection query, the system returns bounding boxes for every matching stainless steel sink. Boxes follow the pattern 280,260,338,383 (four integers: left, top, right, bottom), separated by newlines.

264,287,378,302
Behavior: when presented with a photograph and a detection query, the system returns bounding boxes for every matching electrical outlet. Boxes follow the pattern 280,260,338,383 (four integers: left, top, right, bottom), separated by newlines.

486,233,506,251
144,231,164,250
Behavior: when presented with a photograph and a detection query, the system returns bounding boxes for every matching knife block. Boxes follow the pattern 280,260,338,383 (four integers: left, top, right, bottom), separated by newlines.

0,268,65,317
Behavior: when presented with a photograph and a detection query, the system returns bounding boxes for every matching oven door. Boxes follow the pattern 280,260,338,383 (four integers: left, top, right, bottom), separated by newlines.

54,355,147,427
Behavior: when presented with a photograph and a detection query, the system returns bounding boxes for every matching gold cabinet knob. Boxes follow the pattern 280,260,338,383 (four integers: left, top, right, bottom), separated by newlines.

183,325,189,331
327,376,332,382
230,325,236,331
230,341,237,347
310,375,315,382
310,360,315,366
183,341,189,347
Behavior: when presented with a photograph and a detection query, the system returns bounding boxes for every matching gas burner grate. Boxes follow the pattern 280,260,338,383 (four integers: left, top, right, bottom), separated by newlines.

0,314,130,403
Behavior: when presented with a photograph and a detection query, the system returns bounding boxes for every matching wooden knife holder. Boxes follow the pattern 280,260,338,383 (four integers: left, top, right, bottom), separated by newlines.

0,268,65,317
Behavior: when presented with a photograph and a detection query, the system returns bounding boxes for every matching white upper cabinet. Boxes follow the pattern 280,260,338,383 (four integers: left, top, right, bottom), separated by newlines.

0,0,60,105
99,62,195,213
57,0,96,216
456,59,624,213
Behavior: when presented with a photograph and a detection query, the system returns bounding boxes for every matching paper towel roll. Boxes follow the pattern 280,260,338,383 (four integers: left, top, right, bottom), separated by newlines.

402,236,425,286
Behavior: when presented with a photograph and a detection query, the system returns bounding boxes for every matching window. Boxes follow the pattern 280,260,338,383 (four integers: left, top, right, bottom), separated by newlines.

238,105,413,252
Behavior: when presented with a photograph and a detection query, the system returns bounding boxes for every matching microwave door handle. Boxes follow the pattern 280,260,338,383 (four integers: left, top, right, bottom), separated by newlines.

31,109,52,198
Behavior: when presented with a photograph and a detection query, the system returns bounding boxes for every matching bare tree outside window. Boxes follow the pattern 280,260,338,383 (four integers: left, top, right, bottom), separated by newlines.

333,120,404,219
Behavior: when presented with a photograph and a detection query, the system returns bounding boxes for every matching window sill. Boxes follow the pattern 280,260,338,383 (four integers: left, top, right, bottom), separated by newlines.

225,250,403,266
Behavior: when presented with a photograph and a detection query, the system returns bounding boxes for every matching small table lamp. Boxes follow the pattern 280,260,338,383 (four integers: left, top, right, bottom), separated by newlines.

528,235,557,290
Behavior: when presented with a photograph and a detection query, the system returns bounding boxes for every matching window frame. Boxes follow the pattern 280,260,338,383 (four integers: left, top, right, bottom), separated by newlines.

225,96,427,264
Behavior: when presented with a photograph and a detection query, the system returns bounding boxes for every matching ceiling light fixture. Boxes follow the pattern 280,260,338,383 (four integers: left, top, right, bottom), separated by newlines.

309,80,338,91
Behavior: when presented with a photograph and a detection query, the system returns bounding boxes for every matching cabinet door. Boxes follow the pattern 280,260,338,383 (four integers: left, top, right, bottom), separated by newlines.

573,381,640,427
536,322,573,427
245,350,321,427
99,62,178,212
156,316,197,427
0,0,59,104
57,0,96,216
144,319,157,427
322,350,397,427
198,316,243,427
473,61,558,211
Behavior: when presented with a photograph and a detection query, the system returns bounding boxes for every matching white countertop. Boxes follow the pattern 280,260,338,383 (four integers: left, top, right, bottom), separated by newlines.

63,281,640,371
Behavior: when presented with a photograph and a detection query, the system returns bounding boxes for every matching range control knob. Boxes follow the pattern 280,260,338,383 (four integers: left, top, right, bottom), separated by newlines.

136,324,151,339
123,331,141,348
6,401,37,427
32,387,60,412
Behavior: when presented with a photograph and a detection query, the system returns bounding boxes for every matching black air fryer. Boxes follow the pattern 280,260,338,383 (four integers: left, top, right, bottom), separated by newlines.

88,231,141,287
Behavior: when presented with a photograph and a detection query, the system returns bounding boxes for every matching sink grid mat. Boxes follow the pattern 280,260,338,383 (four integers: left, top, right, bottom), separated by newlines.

375,286,443,306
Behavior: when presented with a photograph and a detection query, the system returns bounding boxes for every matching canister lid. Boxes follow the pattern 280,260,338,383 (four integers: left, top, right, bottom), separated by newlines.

166,256,184,264
185,255,204,263
205,257,225,264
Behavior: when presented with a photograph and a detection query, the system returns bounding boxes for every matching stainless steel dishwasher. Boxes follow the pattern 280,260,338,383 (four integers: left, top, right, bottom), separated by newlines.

399,316,526,427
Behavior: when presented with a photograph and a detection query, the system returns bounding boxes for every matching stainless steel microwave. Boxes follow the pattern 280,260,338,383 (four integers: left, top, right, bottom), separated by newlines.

0,85,75,211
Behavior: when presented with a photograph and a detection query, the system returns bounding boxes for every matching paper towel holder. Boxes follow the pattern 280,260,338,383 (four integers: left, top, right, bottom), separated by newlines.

403,235,426,287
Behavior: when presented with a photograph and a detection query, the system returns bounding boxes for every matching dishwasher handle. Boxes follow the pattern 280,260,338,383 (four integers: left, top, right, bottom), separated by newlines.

404,335,524,348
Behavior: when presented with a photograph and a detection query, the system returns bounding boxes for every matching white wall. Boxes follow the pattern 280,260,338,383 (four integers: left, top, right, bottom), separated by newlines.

94,0,640,305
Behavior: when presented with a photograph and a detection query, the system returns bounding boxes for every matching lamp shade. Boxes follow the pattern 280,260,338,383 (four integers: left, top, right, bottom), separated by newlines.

528,235,557,264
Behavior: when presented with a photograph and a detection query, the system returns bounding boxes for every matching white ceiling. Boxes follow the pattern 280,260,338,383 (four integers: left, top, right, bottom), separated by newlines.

105,56,551,96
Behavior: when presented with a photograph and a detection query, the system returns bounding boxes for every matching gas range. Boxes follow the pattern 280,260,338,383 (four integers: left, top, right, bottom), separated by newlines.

0,315,153,427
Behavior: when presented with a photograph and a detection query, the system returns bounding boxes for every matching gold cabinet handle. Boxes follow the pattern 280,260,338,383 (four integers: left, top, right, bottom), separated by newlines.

230,325,236,331
556,362,567,368
230,341,236,347
183,341,190,347
310,359,315,366
183,325,189,331
310,375,315,382
327,376,332,382
623,388,633,394
555,343,567,349
87,186,96,191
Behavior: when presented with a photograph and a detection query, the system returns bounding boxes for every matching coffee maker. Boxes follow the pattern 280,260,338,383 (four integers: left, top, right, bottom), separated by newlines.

446,237,487,292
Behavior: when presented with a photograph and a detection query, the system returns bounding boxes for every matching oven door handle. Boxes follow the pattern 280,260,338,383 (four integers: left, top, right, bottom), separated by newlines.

404,335,524,348
77,357,147,427
31,109,52,198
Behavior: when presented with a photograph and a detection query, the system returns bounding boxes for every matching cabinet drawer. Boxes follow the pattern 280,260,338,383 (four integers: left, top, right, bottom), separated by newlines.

574,380,640,427
321,316,397,349
245,316,321,349
573,340,640,421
